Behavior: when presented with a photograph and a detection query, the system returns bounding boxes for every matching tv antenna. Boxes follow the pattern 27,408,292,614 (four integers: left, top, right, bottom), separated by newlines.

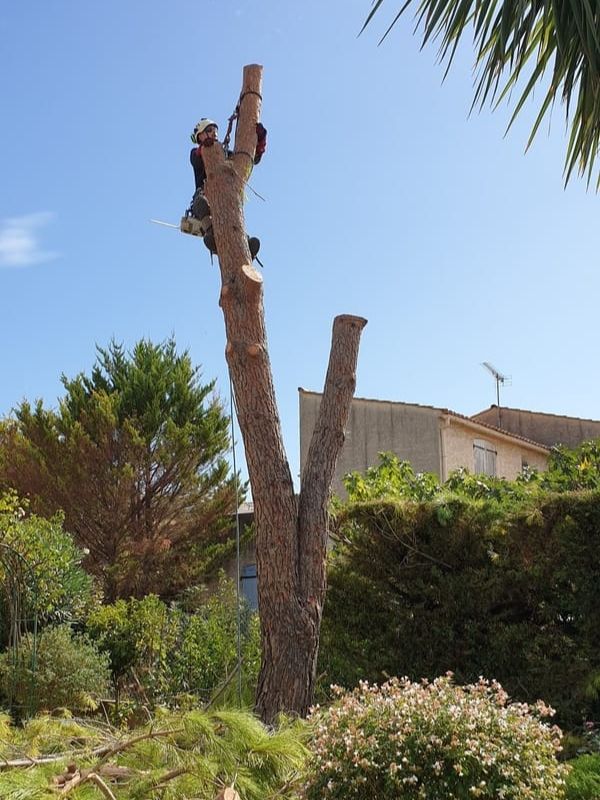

481,362,511,407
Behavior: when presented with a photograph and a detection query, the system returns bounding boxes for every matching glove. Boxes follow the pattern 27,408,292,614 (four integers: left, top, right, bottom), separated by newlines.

254,123,267,164
256,122,267,141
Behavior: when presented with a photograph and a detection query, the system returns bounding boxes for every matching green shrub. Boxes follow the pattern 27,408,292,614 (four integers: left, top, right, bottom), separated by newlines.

85,598,140,685
0,490,95,641
0,624,110,715
322,469,600,726
303,675,568,800
320,493,511,695
88,593,177,703
169,577,260,699
565,754,600,799
87,575,261,706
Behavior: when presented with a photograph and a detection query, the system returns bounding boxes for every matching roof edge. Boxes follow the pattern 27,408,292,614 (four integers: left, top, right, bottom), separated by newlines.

299,389,550,452
472,404,600,425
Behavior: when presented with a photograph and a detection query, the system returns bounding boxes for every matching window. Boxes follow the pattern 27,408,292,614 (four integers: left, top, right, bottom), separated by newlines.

240,563,258,610
473,439,497,476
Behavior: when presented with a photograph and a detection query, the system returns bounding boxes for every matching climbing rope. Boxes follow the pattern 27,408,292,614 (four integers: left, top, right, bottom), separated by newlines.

229,373,243,707
222,105,239,154
231,169,266,202
223,90,263,153
221,97,266,202
222,86,260,151
209,96,266,268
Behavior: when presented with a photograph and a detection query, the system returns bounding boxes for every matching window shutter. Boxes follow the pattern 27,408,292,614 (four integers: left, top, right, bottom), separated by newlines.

474,439,497,476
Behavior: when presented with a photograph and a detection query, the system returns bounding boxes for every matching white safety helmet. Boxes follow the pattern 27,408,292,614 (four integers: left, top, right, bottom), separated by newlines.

191,119,218,143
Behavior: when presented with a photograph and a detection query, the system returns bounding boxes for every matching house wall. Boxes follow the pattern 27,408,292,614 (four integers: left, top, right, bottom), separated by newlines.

472,407,600,449
299,391,551,496
299,390,442,496
441,420,549,480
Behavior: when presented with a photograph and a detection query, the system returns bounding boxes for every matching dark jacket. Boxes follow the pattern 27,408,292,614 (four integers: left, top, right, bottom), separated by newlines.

190,123,267,192
190,146,208,191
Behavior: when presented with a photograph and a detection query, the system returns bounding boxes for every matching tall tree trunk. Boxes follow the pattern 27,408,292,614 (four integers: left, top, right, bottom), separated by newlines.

202,64,367,724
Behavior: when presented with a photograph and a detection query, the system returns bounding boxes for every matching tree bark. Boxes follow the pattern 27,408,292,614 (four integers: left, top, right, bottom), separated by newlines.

202,64,367,724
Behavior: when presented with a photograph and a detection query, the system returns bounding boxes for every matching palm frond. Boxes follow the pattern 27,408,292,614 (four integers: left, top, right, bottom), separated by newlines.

363,0,600,186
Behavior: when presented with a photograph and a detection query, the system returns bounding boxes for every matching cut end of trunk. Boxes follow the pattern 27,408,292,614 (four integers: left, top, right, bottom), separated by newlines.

241,263,263,285
334,314,368,330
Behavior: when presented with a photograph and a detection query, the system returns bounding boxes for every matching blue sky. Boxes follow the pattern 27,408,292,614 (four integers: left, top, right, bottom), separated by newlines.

2,1,598,488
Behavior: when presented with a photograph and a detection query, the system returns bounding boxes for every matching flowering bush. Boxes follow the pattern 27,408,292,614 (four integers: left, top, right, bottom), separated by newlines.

304,675,568,799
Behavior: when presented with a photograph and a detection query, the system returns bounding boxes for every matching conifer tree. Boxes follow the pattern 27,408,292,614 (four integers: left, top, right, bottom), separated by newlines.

0,338,237,601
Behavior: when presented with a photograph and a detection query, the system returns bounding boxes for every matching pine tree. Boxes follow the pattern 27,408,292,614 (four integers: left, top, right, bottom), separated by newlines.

0,338,238,601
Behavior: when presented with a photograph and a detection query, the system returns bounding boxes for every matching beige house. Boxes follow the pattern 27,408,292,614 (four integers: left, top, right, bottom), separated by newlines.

471,405,600,449
299,390,550,497
234,396,598,605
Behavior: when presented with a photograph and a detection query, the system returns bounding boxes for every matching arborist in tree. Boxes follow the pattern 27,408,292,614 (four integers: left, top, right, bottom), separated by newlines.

187,118,267,259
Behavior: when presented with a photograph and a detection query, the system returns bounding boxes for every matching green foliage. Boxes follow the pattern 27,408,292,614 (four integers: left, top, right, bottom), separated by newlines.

542,440,600,492
169,578,253,697
87,576,260,708
0,490,95,638
321,453,600,727
341,452,441,503
0,337,241,600
321,492,507,694
0,708,308,799
341,452,538,508
362,0,600,187
0,625,110,715
85,599,141,686
304,676,567,799
565,754,600,800
340,444,600,506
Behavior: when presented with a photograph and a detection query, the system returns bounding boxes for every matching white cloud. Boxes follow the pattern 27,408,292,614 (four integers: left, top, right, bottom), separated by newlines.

0,212,59,268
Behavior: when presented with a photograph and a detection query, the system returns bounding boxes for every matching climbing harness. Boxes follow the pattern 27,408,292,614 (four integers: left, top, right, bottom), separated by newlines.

152,93,266,264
